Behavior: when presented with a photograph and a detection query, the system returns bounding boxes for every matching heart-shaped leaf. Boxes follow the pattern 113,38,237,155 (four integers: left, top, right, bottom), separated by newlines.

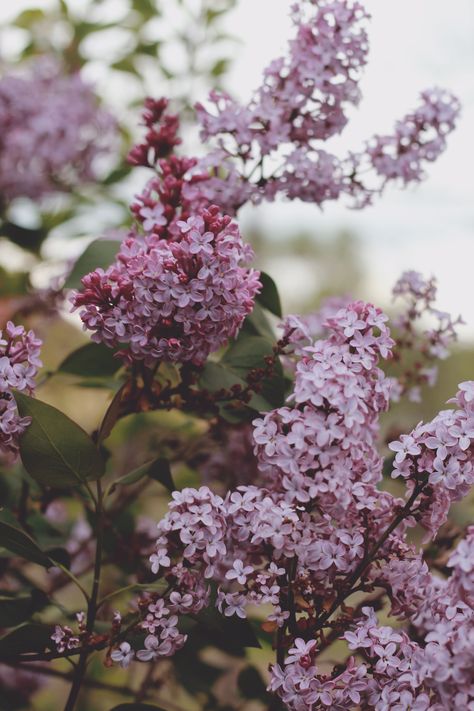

14,392,105,487
64,239,121,289
58,342,122,378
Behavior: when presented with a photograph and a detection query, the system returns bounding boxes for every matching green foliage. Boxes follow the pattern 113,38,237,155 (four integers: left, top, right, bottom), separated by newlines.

222,335,285,409
64,239,122,290
0,520,52,568
108,456,175,494
195,604,261,652
0,623,53,656
14,392,105,487
0,589,49,628
238,665,269,700
257,271,283,317
58,342,123,378
243,301,276,341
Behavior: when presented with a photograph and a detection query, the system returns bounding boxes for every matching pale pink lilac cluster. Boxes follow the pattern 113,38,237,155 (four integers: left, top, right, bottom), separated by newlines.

391,271,463,402
389,382,474,538
253,300,396,513
0,321,42,460
109,298,474,711
72,205,261,366
366,88,460,184
134,596,187,662
0,57,116,203
271,528,474,711
269,649,369,710
51,611,86,654
193,0,459,212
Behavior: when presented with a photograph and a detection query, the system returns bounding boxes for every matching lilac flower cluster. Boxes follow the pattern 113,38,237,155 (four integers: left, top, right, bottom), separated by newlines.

367,88,460,184
107,301,474,707
0,321,42,460
253,300,396,513
391,271,463,401
193,0,459,212
0,58,116,203
72,205,261,366
389,382,474,538
270,523,474,710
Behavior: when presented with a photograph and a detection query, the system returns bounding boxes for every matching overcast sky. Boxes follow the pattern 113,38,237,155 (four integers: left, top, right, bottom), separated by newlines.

222,0,474,334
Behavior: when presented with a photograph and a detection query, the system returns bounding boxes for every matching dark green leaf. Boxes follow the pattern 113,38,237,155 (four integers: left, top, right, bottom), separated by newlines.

173,650,221,694
58,342,122,378
0,521,51,568
46,547,71,569
199,361,246,394
14,392,105,487
64,239,121,289
257,271,282,317
238,665,268,699
0,221,47,254
0,624,53,657
0,590,49,628
27,512,64,548
222,335,272,373
98,383,127,444
195,606,261,651
110,457,175,494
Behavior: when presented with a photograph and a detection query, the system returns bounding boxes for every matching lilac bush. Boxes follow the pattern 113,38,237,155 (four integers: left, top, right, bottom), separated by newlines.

0,1,471,710
0,58,116,205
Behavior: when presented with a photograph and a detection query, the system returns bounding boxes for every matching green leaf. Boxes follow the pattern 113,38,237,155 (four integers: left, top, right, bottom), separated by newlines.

0,590,49,628
1,221,47,254
103,166,131,185
199,335,285,415
46,547,71,569
0,624,53,657
222,335,285,409
64,239,121,289
199,361,246,394
109,457,175,495
14,392,105,487
13,8,45,28
211,58,230,77
98,383,127,444
257,272,282,317
0,521,52,568
243,302,275,341
195,607,261,651
111,57,138,75
238,665,268,700
58,342,122,378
